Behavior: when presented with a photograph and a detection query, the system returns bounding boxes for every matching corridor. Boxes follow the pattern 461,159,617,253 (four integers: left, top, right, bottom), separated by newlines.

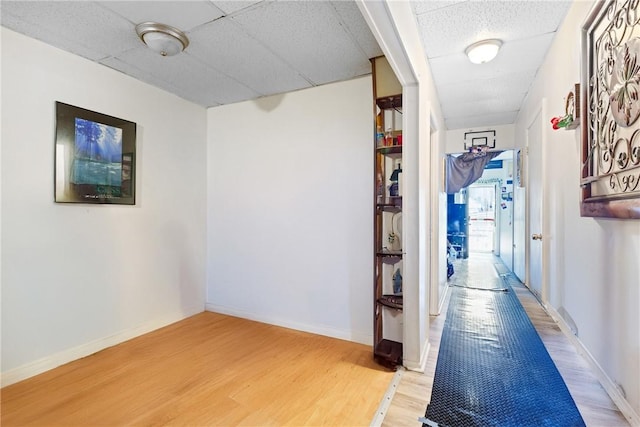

382,253,630,426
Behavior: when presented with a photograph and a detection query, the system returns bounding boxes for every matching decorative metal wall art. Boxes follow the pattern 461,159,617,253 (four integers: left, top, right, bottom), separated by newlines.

581,0,640,218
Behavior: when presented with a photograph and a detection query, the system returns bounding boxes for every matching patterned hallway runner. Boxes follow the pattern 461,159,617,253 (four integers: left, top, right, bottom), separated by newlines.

421,279,585,427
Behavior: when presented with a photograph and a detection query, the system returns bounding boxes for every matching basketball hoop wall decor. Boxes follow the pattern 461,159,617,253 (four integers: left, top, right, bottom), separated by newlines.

463,130,496,151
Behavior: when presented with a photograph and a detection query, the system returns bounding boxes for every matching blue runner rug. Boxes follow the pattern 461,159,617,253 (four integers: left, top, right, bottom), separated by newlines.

422,285,586,427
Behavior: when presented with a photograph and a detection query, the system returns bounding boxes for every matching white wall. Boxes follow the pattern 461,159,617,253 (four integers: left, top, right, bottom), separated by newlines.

516,1,640,421
206,77,373,344
445,127,517,272
1,29,207,384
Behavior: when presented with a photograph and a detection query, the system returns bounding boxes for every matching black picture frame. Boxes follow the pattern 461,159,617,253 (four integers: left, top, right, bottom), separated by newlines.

54,102,136,205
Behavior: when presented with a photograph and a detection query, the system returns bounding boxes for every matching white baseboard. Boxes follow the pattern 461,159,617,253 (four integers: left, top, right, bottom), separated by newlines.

205,303,372,346
1,306,203,387
404,339,430,373
545,304,640,426
437,283,450,314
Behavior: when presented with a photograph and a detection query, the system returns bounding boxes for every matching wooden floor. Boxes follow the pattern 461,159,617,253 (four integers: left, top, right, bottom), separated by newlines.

382,253,631,427
2,255,631,426
1,313,393,426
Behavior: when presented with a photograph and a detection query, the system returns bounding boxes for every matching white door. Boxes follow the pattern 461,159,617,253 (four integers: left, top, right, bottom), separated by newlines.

527,107,545,301
467,184,496,253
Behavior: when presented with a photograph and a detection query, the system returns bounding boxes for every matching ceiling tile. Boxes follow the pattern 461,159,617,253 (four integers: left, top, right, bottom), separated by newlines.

329,1,383,59
436,70,535,105
230,1,371,84
446,112,518,131
98,1,224,32
110,47,258,106
441,94,522,119
100,55,196,103
416,0,571,59
429,32,555,85
1,1,137,60
1,11,106,61
188,18,311,96
176,62,259,106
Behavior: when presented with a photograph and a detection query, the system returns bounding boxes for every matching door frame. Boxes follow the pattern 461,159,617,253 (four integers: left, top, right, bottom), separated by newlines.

429,114,445,316
525,99,549,304
467,182,498,254
356,0,429,371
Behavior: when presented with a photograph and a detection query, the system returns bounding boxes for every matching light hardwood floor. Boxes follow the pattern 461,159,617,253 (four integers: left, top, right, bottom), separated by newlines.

1,313,393,426
2,255,631,426
382,253,631,427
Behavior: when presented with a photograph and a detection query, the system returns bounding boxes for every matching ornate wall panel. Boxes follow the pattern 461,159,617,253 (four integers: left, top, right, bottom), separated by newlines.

582,0,640,218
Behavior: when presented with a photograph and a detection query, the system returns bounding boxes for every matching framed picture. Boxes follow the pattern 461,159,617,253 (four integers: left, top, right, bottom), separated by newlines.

580,0,640,218
55,102,136,205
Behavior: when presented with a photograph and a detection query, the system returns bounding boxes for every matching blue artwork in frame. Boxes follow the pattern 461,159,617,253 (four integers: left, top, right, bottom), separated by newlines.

55,102,136,204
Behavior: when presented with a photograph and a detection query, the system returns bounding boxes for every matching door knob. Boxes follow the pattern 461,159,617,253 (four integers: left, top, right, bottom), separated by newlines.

531,233,542,240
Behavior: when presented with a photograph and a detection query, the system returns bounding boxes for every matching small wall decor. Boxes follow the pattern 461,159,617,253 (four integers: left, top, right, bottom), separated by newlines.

551,84,581,130
55,102,136,205
581,0,640,218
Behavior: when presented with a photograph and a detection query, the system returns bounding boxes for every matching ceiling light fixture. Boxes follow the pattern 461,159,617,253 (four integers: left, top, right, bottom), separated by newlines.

136,22,189,57
465,39,502,64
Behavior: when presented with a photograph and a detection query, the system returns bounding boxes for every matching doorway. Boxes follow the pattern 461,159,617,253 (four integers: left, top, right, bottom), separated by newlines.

446,150,515,268
526,105,546,302
467,184,497,254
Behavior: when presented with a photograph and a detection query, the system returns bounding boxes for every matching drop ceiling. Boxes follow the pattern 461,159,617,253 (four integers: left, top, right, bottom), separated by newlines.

0,1,572,130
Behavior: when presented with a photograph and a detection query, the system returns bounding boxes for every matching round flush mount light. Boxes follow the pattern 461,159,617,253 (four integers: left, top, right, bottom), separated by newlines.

136,22,189,57
465,39,502,64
